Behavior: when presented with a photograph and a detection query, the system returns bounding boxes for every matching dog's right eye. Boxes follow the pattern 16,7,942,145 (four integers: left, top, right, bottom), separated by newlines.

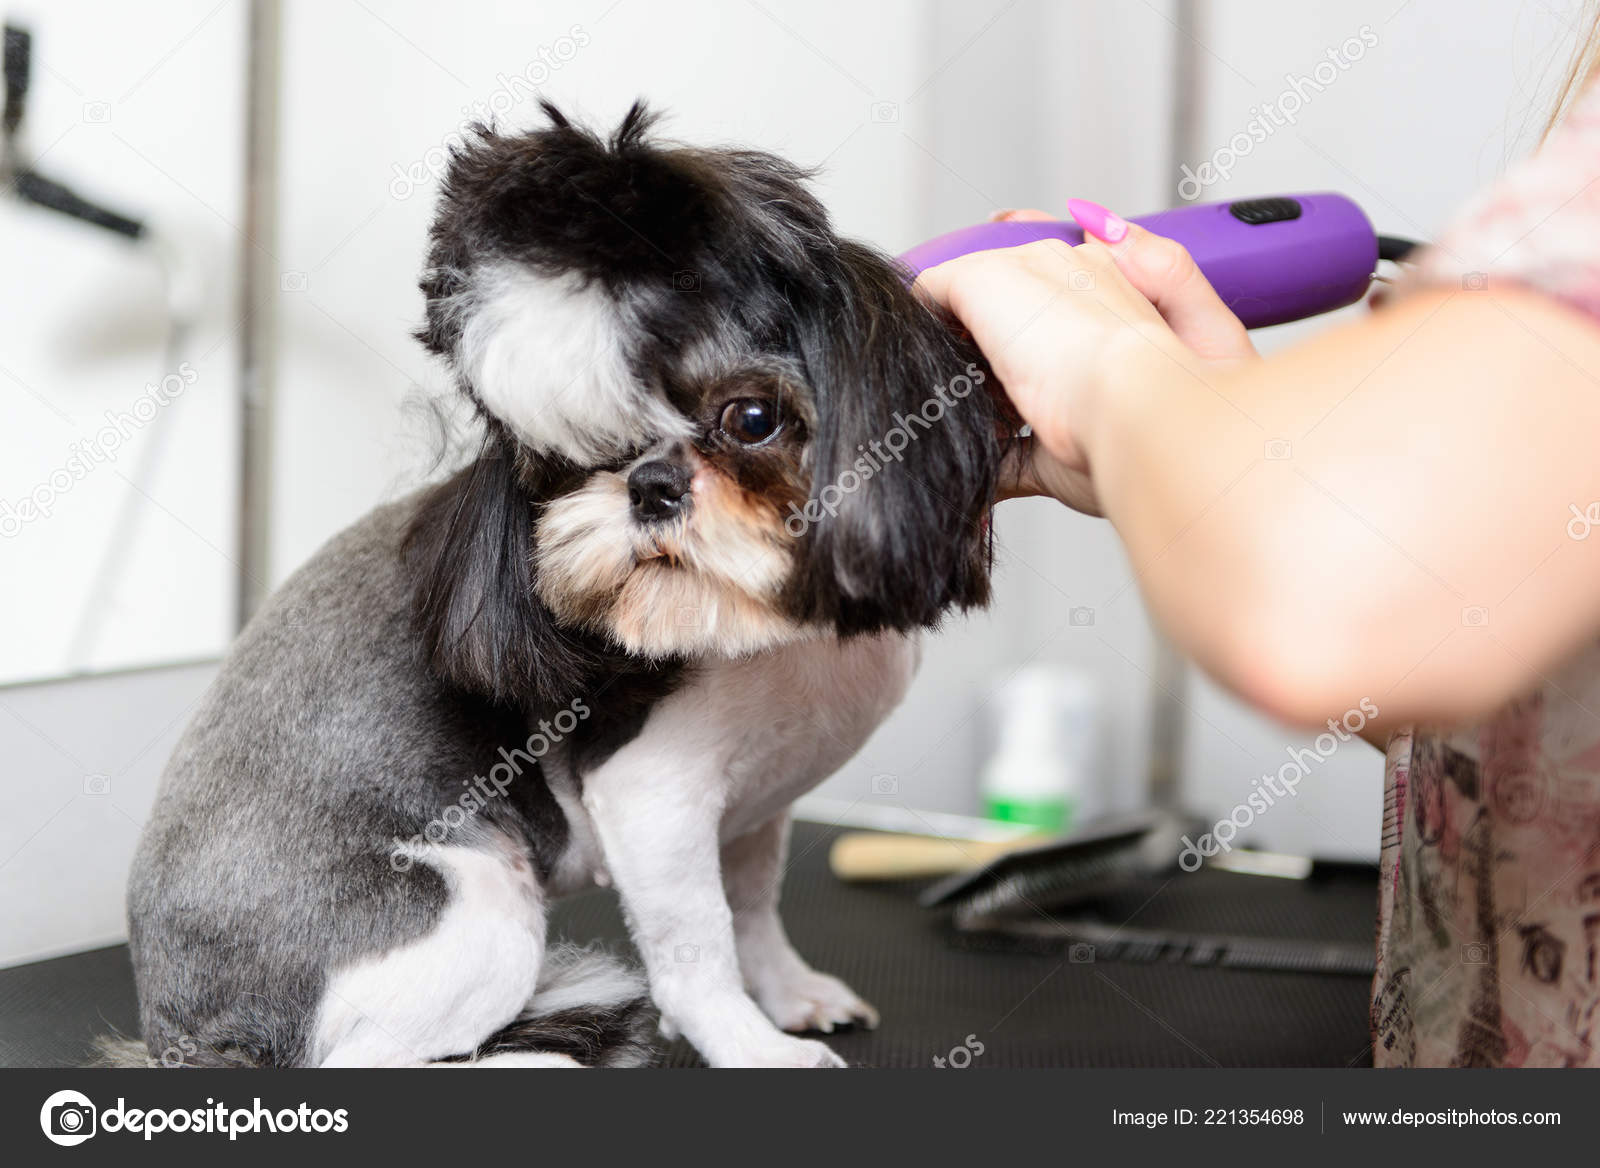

718,399,781,445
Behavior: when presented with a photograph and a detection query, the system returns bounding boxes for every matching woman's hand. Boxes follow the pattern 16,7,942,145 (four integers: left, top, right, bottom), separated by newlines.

914,200,1256,512
921,201,1600,733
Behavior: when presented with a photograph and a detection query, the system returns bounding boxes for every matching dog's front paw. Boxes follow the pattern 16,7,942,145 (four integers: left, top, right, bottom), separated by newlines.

755,969,879,1035
721,1034,847,1068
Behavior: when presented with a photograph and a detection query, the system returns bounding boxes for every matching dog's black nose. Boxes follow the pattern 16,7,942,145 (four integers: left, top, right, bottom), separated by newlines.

627,459,692,522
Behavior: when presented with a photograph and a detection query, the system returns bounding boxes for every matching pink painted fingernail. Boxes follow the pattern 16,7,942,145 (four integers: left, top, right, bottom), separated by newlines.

988,208,1018,221
1067,198,1129,243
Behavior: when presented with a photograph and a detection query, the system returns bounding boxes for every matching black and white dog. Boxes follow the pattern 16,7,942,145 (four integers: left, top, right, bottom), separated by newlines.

112,103,1004,1068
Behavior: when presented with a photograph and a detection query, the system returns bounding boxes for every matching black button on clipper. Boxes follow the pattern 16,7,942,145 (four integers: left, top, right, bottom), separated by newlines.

1228,197,1303,225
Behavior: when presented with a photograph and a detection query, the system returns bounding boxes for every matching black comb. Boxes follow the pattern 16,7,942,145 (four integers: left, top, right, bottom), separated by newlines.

950,914,1375,976
922,811,1377,977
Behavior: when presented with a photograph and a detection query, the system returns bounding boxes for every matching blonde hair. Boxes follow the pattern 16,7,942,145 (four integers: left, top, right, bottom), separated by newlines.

1546,2,1600,138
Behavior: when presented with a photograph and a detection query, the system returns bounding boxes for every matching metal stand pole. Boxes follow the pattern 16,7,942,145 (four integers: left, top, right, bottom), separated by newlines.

238,0,282,629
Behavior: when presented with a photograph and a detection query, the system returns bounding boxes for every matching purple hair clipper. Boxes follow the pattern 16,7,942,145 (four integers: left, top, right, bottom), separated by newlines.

900,193,1394,329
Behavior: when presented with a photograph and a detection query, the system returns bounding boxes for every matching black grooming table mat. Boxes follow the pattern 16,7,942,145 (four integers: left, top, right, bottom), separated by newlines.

0,822,1377,1067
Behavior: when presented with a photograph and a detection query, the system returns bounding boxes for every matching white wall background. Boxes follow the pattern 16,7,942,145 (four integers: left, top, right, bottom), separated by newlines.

0,663,215,966
0,0,1590,966
0,1,242,683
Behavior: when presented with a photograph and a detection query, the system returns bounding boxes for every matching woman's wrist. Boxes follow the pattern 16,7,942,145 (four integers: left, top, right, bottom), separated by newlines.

1071,323,1191,495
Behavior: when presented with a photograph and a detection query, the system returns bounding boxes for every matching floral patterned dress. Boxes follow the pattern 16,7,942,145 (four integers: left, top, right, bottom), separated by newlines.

1373,76,1600,1067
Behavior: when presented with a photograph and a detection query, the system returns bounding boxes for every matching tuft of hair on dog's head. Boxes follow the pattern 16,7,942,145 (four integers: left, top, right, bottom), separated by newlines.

404,100,1010,705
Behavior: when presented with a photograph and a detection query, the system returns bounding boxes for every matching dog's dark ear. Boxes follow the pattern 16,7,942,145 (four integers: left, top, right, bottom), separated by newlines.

403,439,591,706
792,241,1006,633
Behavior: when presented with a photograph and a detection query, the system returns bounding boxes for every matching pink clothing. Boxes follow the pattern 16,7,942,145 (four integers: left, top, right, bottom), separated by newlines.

1373,77,1600,1066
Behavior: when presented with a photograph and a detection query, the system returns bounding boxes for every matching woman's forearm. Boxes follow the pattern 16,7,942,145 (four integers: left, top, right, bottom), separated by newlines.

1085,285,1600,729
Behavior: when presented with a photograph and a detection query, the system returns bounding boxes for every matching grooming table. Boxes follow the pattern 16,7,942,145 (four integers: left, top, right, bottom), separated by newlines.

0,821,1376,1068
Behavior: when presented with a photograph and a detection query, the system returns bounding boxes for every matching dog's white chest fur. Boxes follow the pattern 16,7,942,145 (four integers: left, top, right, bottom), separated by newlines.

547,630,919,892
696,629,921,838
